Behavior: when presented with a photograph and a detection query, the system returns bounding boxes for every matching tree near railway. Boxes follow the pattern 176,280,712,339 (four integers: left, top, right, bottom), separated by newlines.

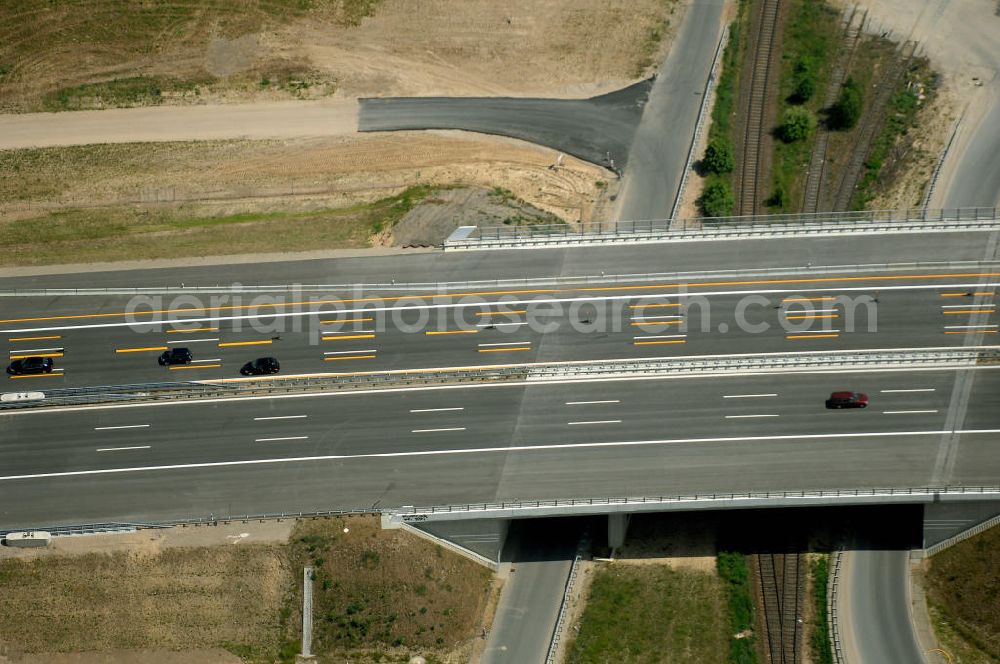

789,56,818,104
828,77,863,130
703,138,735,174
699,179,735,218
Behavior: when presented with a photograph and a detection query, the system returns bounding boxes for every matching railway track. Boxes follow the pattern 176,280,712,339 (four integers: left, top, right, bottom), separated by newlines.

736,0,783,216
801,7,867,213
757,552,804,664
831,40,919,211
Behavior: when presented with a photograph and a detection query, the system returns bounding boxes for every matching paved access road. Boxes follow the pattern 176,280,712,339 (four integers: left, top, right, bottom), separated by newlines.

2,367,998,528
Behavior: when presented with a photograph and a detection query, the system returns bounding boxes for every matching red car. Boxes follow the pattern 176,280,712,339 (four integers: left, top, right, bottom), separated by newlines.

826,391,869,409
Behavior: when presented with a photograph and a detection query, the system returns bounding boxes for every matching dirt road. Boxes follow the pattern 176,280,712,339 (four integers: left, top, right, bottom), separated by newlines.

0,99,359,149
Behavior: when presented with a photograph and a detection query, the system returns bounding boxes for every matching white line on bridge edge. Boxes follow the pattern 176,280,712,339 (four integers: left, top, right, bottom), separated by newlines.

409,407,465,413
255,436,309,442
93,424,150,431
411,427,466,433
723,394,778,398
7,429,1000,482
567,420,622,425
565,400,621,405
253,415,308,421
96,445,151,452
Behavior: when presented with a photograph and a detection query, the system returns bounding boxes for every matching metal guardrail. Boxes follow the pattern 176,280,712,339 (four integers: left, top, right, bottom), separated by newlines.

445,207,1000,250
3,349,994,410
3,259,1000,297
924,512,1000,557
396,486,1000,519
545,553,582,664
829,551,846,664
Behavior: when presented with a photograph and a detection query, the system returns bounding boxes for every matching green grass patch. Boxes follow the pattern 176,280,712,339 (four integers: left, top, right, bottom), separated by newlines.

810,555,834,664
0,185,440,267
717,552,759,664
566,563,728,664
925,523,1000,661
42,76,210,111
849,63,938,210
767,0,841,212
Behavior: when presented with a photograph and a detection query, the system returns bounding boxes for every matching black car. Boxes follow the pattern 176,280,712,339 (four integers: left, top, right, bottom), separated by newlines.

158,347,193,366
6,356,54,376
240,357,280,376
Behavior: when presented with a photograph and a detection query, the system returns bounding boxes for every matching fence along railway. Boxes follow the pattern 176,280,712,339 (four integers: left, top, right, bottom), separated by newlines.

755,552,805,664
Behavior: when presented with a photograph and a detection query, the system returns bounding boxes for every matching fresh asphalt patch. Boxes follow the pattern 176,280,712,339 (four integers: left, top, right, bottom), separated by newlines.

358,79,654,170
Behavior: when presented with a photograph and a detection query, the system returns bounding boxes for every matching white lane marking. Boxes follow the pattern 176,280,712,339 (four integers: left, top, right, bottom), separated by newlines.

167,338,219,344
255,436,309,442
478,342,532,347
941,304,995,308
410,407,465,413
788,329,842,333
96,445,150,452
11,282,1000,334
411,427,466,433
630,315,684,320
324,349,378,355
7,347,64,354
880,388,936,393
882,410,939,415
565,400,620,405
253,415,308,421
631,335,687,340
785,309,838,313
476,321,528,327
9,428,1000,483
323,329,375,334
944,324,999,329
723,394,778,399
725,414,780,419
567,420,622,425
190,358,222,364
93,424,150,431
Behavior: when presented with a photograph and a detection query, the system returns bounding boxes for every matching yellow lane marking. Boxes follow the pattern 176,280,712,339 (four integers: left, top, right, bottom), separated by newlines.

630,321,683,326
785,314,839,320
475,310,527,316
975,291,996,296
478,347,531,353
786,334,840,339
115,346,168,353
320,317,373,324
169,364,222,370
945,330,998,334
322,334,376,341
323,355,378,361
425,330,479,335
942,310,994,315
782,297,837,302
218,340,273,347
9,353,63,359
166,327,218,333
7,335,62,342
940,292,995,297
633,340,686,345
9,373,62,379
9,271,1000,324
629,303,683,309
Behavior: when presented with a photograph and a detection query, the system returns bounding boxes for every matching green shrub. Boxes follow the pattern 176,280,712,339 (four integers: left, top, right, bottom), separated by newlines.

789,56,818,103
699,179,735,218
717,552,758,664
703,138,735,174
829,77,863,130
777,106,816,143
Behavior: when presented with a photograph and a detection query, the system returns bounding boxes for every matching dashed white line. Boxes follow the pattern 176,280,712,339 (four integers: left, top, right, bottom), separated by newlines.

7,347,64,354
723,394,778,399
631,334,687,340
941,304,995,308
629,315,684,321
478,342,532,347
96,445,150,452
253,415,308,421
476,321,528,327
324,349,378,355
944,324,998,329
883,410,939,415
565,400,621,405
567,420,622,425
785,308,838,313
190,358,222,364
255,436,310,442
93,424,150,431
725,414,780,419
787,329,842,333
167,338,219,344
411,427,466,433
410,407,465,413
880,389,936,393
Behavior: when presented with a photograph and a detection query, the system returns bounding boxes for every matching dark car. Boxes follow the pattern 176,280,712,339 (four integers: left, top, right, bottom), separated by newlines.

240,357,280,376
825,391,869,409
158,347,193,366
6,356,54,376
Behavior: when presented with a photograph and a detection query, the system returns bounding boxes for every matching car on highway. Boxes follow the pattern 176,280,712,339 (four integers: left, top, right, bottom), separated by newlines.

6,356,54,376
240,357,280,376
158,347,193,366
825,391,869,409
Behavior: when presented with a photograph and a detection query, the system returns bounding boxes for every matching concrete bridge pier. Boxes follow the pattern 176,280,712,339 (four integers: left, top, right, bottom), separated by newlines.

608,513,630,549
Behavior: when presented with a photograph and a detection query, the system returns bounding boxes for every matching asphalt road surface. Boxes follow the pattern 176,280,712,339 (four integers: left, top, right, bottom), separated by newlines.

359,80,653,170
